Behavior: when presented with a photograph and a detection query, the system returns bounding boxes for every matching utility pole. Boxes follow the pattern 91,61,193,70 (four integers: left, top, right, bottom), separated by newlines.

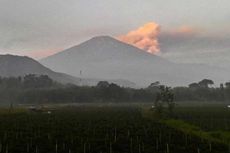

80,70,82,86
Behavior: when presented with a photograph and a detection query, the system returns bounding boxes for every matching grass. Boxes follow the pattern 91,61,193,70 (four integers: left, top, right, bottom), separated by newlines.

162,119,229,145
142,103,230,145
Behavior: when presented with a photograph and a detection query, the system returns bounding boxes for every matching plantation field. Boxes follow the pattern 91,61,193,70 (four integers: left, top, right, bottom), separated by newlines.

0,105,229,153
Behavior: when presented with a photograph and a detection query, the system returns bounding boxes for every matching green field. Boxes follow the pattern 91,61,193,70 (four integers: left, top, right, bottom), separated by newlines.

0,104,229,153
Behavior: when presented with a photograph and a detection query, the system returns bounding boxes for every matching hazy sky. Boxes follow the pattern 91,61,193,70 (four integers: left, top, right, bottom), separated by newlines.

0,0,229,67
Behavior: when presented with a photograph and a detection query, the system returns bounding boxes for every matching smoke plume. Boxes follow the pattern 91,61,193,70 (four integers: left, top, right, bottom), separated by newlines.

118,22,160,54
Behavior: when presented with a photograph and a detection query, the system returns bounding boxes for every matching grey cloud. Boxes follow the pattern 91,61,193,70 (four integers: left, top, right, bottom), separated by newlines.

159,32,230,53
159,32,230,68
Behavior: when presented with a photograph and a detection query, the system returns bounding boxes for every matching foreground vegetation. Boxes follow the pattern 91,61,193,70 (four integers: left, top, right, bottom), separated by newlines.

0,75,230,152
0,105,229,153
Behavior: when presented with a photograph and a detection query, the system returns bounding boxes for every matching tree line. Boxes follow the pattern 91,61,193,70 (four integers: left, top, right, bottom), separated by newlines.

0,75,230,104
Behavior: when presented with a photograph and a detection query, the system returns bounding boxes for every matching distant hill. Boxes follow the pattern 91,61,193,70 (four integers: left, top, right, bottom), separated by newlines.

0,54,135,87
41,36,229,87
0,54,81,85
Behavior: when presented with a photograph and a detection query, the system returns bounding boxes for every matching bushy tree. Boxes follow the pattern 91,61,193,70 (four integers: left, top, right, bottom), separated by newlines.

155,85,175,116
189,83,200,89
225,82,230,88
97,81,110,88
198,79,214,88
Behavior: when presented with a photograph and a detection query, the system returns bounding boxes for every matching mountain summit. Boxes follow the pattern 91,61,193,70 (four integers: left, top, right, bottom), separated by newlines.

44,36,161,60
41,36,229,87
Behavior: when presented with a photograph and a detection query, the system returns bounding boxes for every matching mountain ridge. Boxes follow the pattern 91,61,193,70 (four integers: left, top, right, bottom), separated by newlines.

0,54,81,84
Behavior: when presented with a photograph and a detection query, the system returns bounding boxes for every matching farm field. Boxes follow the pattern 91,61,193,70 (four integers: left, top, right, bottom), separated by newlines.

0,105,229,153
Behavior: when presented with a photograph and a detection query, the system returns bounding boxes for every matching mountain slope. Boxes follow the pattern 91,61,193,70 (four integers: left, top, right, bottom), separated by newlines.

0,54,81,84
41,36,230,87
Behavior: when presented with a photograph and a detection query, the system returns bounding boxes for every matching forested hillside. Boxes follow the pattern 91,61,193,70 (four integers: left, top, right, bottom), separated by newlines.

0,75,230,104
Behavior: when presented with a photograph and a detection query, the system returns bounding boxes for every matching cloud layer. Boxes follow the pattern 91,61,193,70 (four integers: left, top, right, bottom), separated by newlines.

170,26,200,35
118,22,160,54
158,26,230,69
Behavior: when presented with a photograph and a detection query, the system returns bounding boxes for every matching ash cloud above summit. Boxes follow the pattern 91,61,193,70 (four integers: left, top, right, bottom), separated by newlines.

117,22,160,54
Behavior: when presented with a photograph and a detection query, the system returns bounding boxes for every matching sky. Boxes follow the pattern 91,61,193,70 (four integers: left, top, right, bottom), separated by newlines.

0,0,230,67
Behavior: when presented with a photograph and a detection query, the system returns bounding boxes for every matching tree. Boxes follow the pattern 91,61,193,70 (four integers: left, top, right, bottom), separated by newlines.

189,83,200,88
96,81,110,88
107,83,124,102
154,94,164,115
225,82,230,88
23,74,37,88
148,81,160,88
37,75,53,88
23,74,53,88
198,79,214,88
155,85,175,116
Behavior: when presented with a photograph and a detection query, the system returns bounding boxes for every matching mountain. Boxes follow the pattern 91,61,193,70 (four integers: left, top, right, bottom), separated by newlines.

0,54,81,84
41,36,230,87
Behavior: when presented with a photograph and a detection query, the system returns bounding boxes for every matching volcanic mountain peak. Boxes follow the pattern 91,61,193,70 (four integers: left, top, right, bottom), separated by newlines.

43,35,161,64
41,36,230,87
